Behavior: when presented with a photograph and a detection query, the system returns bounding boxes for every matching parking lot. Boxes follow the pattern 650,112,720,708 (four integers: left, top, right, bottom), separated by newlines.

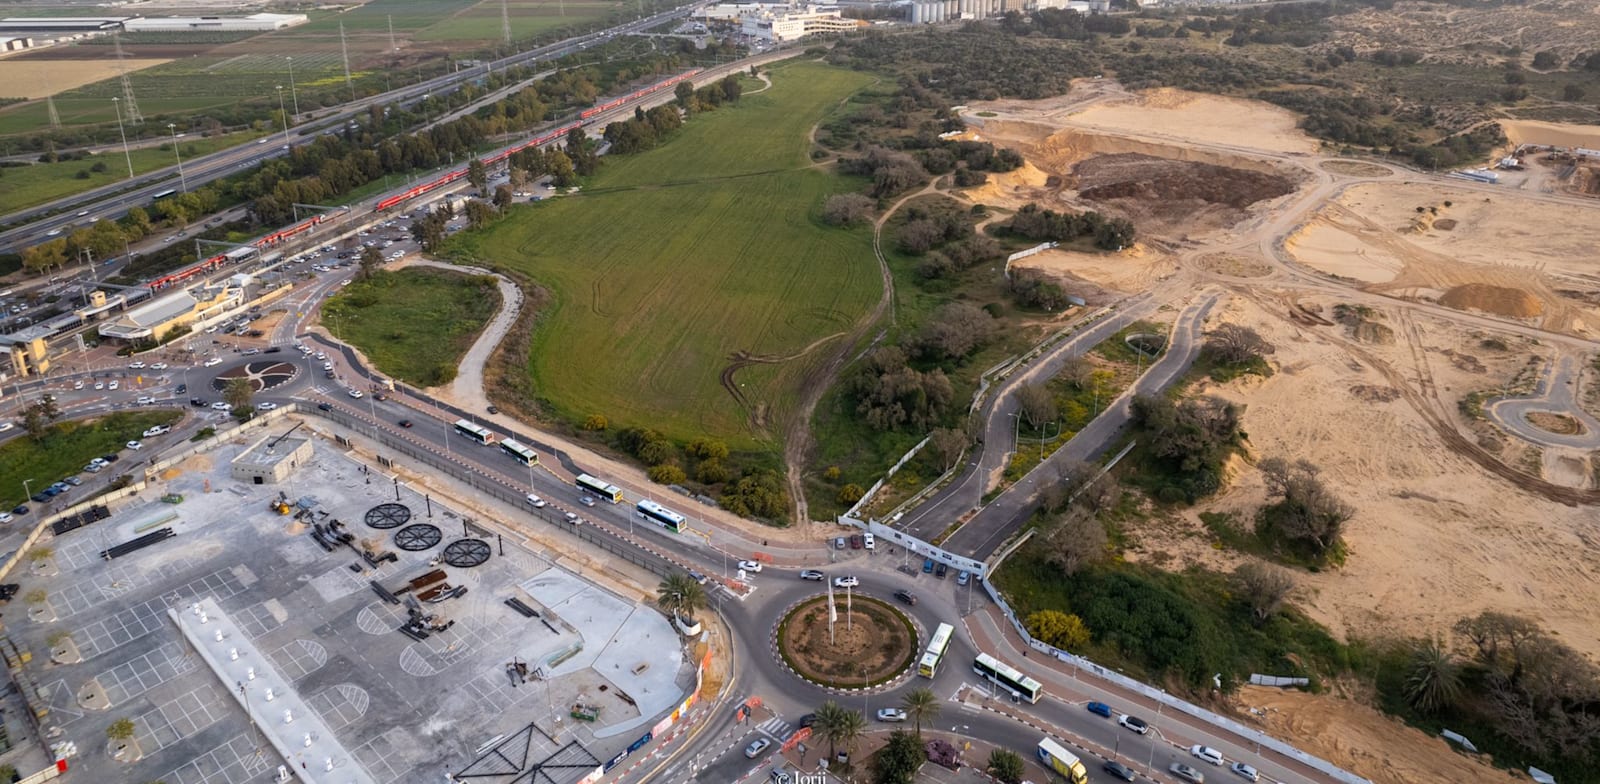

9,423,693,783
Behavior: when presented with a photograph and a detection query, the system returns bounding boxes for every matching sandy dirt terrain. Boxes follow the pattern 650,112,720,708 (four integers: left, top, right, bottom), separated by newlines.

1130,294,1600,663
1066,87,1321,155
0,59,173,98
1500,119,1600,151
1286,181,1600,336
1011,244,1177,296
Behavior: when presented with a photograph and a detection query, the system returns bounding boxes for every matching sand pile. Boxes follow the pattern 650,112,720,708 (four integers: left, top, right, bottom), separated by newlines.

1072,153,1296,210
1439,283,1543,318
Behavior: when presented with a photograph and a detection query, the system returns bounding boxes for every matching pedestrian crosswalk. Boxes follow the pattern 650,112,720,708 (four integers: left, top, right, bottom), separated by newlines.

757,717,792,740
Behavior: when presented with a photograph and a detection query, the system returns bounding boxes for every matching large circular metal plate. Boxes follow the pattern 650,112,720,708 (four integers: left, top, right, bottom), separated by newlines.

364,503,412,530
395,524,442,552
441,538,491,568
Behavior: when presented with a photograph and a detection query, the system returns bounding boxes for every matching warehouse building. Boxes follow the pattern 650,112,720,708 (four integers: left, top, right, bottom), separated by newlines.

121,13,309,33
0,17,129,34
231,433,314,485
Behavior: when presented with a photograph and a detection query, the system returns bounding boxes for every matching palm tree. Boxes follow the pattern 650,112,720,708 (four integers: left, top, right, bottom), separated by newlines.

655,573,706,619
1404,637,1462,714
812,700,866,762
901,687,940,739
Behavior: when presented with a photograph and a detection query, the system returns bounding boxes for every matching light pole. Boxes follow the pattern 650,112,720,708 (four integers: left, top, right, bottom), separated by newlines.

111,97,134,179
276,86,290,143
167,123,187,193
285,56,300,117
22,478,34,505
1038,421,1059,460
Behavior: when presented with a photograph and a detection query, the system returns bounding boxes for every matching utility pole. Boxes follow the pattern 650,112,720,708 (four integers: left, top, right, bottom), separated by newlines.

388,15,398,53
40,67,60,129
286,56,300,117
168,123,187,192
501,0,512,48
111,97,134,178
113,32,143,124
340,21,356,102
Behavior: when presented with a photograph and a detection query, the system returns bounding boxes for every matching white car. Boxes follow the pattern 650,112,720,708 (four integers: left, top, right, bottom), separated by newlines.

875,708,907,723
94,382,104,390
73,380,84,390
314,352,327,360
1191,746,1225,767
743,738,771,759
736,560,762,574
135,396,155,405
832,576,859,589
150,362,168,370
525,494,546,508
128,361,146,369
142,425,170,437
863,532,876,550
211,401,232,411
257,402,277,411
348,389,363,399
0,512,11,524
108,380,119,390
126,440,143,450
203,357,223,367
0,423,12,432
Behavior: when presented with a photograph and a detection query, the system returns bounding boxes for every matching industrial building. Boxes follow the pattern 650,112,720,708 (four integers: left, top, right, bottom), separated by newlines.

0,17,129,34
121,13,309,33
97,283,240,343
905,0,1106,23
0,36,34,52
740,6,862,40
231,433,314,485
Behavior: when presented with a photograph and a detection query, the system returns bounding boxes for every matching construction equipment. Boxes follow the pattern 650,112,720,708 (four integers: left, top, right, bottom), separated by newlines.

269,492,291,515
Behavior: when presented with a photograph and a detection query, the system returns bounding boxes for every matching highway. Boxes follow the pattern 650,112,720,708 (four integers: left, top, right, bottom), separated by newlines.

0,1,707,250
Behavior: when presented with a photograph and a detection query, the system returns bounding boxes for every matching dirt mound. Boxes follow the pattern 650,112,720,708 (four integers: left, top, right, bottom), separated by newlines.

1352,321,1396,344
1072,154,1296,210
1439,283,1543,318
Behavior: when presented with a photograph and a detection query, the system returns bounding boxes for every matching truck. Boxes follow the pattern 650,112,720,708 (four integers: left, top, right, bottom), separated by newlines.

1036,738,1088,784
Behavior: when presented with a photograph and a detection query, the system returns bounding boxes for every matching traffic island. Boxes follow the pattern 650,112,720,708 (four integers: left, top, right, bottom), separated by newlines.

774,595,918,691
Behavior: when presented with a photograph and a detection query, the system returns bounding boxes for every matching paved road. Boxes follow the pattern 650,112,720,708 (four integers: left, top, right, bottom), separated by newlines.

1485,353,1600,449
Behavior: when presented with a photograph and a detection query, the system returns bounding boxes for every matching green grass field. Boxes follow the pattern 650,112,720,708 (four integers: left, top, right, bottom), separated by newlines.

449,61,879,452
0,131,259,214
0,410,181,509
324,267,502,386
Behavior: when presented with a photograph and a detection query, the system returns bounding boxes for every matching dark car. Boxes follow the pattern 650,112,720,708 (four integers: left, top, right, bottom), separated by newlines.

935,562,948,579
176,384,187,393
100,453,119,463
1102,761,1136,782
29,493,48,504
265,346,281,353
798,713,816,729
849,534,864,550
487,405,499,414
1087,701,1113,718
190,398,207,407
398,419,413,428
892,590,918,606
11,505,27,516
317,403,332,411
922,558,934,574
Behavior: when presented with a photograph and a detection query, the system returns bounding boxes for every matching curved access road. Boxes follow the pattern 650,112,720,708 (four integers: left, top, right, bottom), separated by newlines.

1485,353,1600,449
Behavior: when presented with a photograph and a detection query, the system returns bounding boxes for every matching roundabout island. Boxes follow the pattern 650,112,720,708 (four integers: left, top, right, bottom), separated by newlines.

774,594,920,691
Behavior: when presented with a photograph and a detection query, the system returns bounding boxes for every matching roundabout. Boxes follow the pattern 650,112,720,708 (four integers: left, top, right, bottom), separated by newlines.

773,593,919,691
213,360,299,393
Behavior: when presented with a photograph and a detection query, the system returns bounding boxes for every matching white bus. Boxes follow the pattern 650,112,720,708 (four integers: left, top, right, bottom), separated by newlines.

453,419,498,445
973,653,1042,704
575,473,623,503
635,499,686,533
918,623,954,678
499,438,538,466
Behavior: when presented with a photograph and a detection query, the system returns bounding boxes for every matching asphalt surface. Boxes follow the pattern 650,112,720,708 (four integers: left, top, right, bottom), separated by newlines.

1485,353,1600,449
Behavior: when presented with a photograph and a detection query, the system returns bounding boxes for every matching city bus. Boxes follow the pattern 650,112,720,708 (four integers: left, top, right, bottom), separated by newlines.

1035,738,1088,784
453,419,498,445
919,623,954,678
575,473,623,503
973,653,1042,704
635,499,686,533
499,438,538,466
150,188,178,203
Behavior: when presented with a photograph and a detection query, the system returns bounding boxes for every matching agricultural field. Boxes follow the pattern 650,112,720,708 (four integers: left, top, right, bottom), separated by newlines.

322,266,502,386
0,131,260,215
0,58,174,100
449,61,880,453
414,0,617,42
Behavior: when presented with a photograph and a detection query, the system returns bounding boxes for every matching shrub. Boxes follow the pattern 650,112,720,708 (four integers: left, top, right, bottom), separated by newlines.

648,464,686,485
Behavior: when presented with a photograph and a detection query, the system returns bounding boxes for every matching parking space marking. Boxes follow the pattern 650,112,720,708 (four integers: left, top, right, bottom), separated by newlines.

159,732,269,784
352,727,409,784
268,639,329,681
234,600,286,639
74,568,248,659
135,681,235,753
96,640,199,707
307,683,370,730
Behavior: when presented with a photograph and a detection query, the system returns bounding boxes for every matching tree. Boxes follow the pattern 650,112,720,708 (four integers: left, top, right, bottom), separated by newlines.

1255,457,1353,560
674,80,695,108
648,464,686,485
987,749,1025,784
1043,505,1105,576
493,184,514,212
719,74,742,103
872,730,923,784
822,193,875,227
812,701,865,760
582,414,607,431
1025,609,1090,651
1532,50,1560,70
107,717,136,742
1056,459,1119,513
465,199,497,229
1204,324,1274,366
927,427,968,472
1564,83,1586,102
1058,356,1094,389
467,158,488,194
1453,611,1542,681
656,573,707,619
914,302,996,361
222,377,254,413
1233,562,1295,626
357,246,383,281
1404,637,1463,714
900,687,940,739
686,437,728,461
411,211,447,251
1015,383,1056,430
21,398,60,442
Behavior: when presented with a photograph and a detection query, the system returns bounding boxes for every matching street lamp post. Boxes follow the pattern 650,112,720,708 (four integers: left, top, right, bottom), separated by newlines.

22,478,34,505
285,56,300,117
111,97,134,179
276,86,290,143
167,123,188,193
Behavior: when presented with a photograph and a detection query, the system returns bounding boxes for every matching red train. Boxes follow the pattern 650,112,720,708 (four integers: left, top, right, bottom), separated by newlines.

374,68,702,213
148,214,328,291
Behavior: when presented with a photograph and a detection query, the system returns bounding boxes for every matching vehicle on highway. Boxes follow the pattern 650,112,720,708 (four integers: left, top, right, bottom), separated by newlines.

0,512,11,524
736,560,762,574
258,402,277,411
798,569,824,581
1229,762,1259,782
1191,746,1225,766
744,738,771,759
243,348,260,355
73,380,84,389
524,494,546,508
1171,763,1205,783
176,384,187,393
831,575,858,588
0,423,11,433
975,653,1043,703
893,590,917,606
1118,715,1149,734
1086,701,1112,718
875,708,906,723
579,496,596,507
1038,738,1089,784
136,396,155,405
1102,760,1136,781
919,622,954,677
323,362,335,371
398,419,413,428
126,440,143,450
798,713,816,729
